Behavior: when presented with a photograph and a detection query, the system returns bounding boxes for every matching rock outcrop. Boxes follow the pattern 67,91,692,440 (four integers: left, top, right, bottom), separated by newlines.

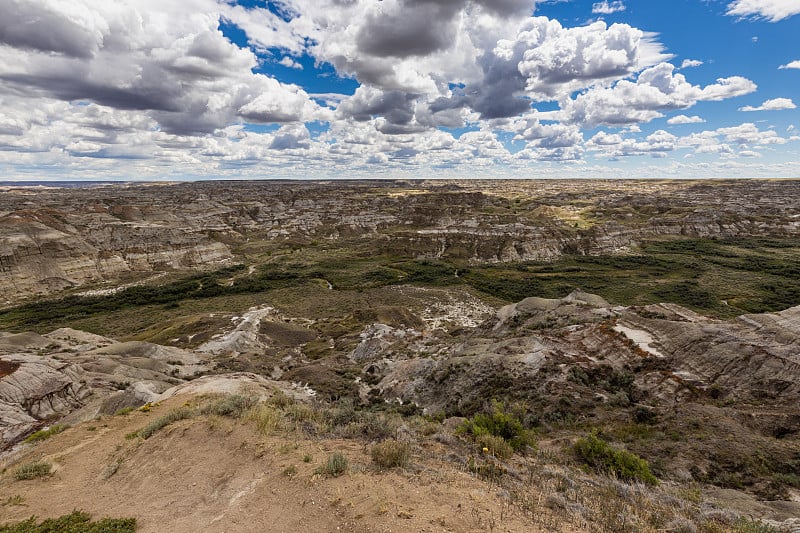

0,330,213,448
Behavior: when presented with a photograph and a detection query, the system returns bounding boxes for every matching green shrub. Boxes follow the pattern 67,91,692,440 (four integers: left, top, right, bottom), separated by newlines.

114,407,134,416
13,461,51,481
316,452,348,477
137,407,195,439
23,425,67,444
0,510,136,532
371,440,411,469
573,433,657,485
459,400,536,453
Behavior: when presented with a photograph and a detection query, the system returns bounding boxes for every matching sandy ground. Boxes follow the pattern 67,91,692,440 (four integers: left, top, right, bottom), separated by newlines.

0,397,575,533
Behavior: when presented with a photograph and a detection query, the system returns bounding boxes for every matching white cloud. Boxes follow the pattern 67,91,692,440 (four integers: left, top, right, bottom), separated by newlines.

739,97,796,111
679,122,789,158
779,60,800,69
587,129,676,158
716,123,787,144
510,17,669,99
592,1,626,15
681,59,703,68
560,63,757,127
279,57,303,69
0,0,793,178
0,0,322,135
727,0,800,21
667,115,705,125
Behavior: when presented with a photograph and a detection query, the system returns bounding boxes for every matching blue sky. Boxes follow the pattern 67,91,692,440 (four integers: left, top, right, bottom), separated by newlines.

0,0,798,180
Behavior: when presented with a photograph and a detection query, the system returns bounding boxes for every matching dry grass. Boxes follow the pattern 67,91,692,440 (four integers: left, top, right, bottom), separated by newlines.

247,404,285,435
370,440,411,469
13,461,51,481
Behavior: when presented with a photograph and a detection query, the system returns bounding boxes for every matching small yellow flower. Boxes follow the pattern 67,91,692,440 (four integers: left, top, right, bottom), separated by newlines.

482,447,489,453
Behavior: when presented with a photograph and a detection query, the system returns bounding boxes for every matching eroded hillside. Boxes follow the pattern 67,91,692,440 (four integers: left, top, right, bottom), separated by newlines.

2,180,799,305
1,180,800,532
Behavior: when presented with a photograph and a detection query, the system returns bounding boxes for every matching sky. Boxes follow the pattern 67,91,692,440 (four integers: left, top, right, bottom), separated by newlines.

0,0,798,181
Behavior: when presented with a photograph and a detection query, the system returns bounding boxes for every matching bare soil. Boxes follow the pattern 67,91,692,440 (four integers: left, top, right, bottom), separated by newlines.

0,396,572,533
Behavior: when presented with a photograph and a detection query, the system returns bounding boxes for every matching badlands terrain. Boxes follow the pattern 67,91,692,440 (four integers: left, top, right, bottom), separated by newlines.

0,179,799,532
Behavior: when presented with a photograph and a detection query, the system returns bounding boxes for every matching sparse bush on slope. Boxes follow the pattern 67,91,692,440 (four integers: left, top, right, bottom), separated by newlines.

371,440,410,469
13,461,51,481
136,407,195,440
573,433,658,485
459,400,536,454
23,425,67,444
316,452,348,477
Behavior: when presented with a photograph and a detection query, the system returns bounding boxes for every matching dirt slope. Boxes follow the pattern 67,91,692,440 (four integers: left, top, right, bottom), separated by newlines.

0,396,566,533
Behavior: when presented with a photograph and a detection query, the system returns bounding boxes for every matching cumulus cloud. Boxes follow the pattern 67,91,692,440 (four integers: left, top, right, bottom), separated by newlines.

681,59,703,68
0,0,322,134
560,62,757,127
279,57,303,69
0,0,790,177
0,0,106,58
356,1,463,59
587,129,676,158
592,1,626,15
507,17,669,99
667,115,705,124
739,97,796,111
584,121,795,161
726,0,800,21
508,115,584,149
679,122,789,158
779,60,800,69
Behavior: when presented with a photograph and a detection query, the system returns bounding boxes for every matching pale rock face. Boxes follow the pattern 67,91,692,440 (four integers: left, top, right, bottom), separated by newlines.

0,199,232,303
0,353,90,443
0,332,213,448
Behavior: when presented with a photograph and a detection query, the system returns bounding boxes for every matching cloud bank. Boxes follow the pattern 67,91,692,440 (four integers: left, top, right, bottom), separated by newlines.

0,0,795,180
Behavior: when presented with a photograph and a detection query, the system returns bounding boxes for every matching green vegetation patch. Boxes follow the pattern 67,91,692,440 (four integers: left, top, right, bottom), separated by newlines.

573,433,658,485
23,425,67,444
0,510,136,533
459,400,536,454
3,236,800,335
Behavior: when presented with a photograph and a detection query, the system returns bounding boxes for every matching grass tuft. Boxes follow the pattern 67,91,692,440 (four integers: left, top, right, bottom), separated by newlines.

0,510,136,533
316,452,348,477
199,394,258,418
137,406,195,440
247,404,284,435
13,461,51,481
